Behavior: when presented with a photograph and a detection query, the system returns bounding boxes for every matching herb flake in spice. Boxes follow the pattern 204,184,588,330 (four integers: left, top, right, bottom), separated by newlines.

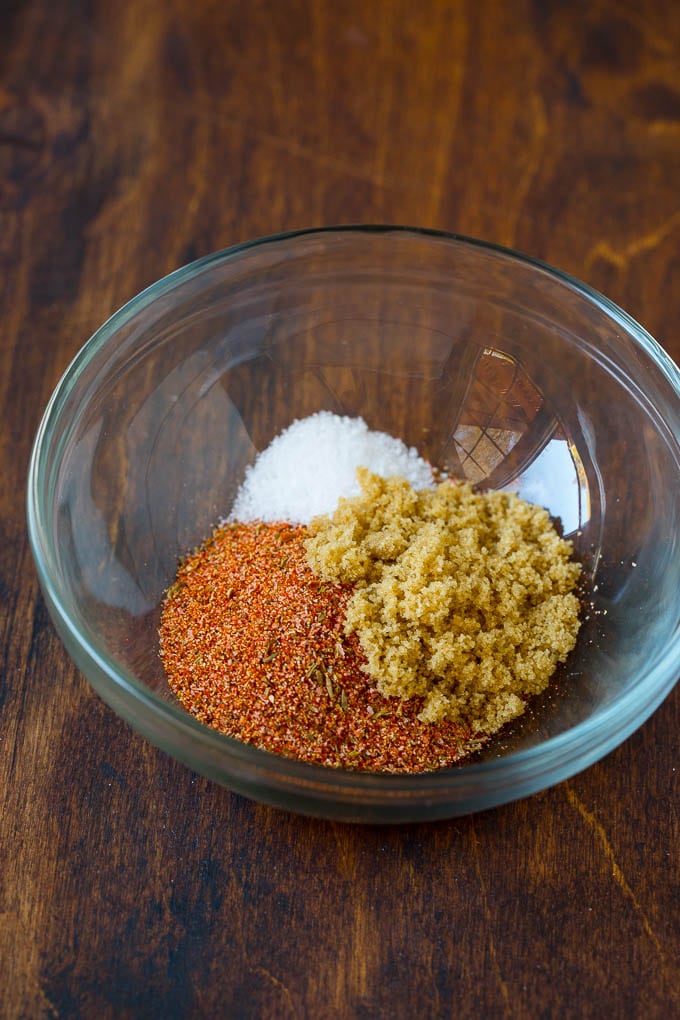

159,522,479,772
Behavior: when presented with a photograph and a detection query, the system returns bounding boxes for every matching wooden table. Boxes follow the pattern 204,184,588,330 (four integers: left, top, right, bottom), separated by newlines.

2,2,679,1016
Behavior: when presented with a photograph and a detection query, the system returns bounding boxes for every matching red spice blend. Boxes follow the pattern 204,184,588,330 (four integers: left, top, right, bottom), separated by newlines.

159,521,481,772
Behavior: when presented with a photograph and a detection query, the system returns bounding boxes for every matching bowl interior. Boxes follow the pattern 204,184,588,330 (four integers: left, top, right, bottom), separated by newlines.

30,229,680,812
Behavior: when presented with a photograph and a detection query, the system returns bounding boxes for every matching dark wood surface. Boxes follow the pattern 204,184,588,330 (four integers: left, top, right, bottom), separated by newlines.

2,2,679,1017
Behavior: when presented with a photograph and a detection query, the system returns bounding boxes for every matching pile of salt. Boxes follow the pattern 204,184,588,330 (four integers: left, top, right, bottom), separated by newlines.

229,411,434,525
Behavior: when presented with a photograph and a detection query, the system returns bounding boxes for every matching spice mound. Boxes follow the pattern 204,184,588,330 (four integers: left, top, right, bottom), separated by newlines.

159,522,479,772
159,414,583,773
306,469,581,733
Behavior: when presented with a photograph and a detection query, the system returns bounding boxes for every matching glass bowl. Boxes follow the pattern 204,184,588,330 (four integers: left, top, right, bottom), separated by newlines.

27,227,680,823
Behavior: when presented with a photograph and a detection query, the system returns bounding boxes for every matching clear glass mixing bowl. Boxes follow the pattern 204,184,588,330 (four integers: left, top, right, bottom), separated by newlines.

27,227,680,822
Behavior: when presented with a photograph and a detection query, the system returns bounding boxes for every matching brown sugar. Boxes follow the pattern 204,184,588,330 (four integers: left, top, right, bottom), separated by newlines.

305,469,582,734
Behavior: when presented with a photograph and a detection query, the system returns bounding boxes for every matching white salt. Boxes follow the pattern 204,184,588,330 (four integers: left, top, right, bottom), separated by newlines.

229,412,434,524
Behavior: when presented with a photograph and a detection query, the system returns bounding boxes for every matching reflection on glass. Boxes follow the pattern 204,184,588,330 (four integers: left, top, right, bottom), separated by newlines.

504,438,590,535
449,347,589,534
451,347,548,483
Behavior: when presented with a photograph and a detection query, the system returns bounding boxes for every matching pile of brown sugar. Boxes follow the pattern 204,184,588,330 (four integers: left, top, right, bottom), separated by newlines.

305,469,582,734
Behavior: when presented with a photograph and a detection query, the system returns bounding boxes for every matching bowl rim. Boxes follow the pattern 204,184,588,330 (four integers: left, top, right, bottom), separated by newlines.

26,225,680,804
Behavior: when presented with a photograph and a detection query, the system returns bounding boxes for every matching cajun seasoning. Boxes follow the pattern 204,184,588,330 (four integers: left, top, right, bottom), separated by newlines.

159,521,479,772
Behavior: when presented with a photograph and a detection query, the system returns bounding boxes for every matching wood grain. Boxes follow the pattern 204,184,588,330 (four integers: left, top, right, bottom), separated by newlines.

1,1,679,1017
